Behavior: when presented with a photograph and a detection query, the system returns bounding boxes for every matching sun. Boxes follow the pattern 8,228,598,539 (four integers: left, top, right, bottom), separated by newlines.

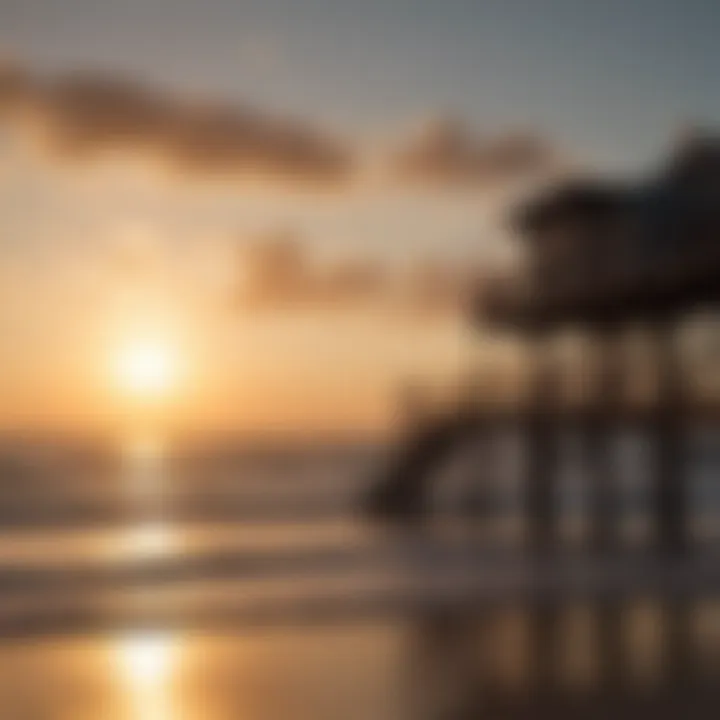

116,338,178,399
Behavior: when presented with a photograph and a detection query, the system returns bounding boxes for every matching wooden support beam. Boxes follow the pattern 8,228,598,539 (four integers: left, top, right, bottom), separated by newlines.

463,423,496,523
526,602,561,699
407,611,483,720
595,602,626,693
524,332,560,554
585,327,623,554
651,319,687,555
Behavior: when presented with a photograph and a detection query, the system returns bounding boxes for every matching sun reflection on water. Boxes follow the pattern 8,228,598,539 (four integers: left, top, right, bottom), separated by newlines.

124,437,165,496
119,632,176,687
126,437,165,465
124,522,177,558
116,438,181,719
121,436,177,555
117,632,179,720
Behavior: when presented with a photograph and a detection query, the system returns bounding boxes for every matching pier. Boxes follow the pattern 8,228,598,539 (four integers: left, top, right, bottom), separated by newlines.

363,136,720,716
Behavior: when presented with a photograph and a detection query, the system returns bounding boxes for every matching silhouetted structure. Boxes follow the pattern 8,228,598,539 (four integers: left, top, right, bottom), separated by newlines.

367,135,720,550
482,135,720,555
365,135,720,717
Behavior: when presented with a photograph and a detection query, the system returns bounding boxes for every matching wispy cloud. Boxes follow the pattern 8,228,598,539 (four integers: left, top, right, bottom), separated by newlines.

0,61,353,186
236,231,482,318
0,60,562,194
390,117,557,187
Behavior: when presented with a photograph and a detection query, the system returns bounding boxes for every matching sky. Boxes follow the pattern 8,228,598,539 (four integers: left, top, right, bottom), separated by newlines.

0,0,718,439
4,0,719,164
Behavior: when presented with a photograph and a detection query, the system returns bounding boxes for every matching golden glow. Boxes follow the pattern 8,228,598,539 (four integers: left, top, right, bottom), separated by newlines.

124,522,176,558
115,339,179,400
126,436,165,464
117,632,178,720
121,437,176,556
117,435,176,720
122,434,166,495
119,633,176,685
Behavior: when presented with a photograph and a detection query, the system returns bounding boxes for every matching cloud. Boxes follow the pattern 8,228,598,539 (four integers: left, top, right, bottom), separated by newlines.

237,231,386,309
391,117,556,187
0,61,561,193
236,231,481,318
0,61,352,186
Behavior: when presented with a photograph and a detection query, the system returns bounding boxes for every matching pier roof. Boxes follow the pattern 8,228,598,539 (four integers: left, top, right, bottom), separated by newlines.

515,180,629,238
481,136,720,329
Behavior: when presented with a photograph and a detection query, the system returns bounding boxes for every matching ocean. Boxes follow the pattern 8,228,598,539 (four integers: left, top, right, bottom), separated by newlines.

0,431,718,719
